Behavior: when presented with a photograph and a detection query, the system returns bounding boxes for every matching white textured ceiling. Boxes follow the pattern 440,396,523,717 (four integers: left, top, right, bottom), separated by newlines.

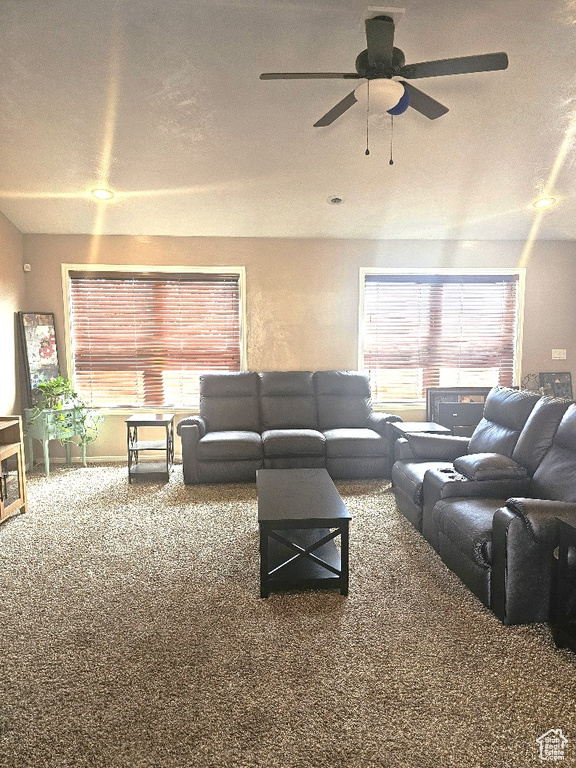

0,0,575,240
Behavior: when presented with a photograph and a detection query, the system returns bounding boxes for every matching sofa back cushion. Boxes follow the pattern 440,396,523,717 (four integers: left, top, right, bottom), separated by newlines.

260,371,318,429
200,372,260,432
468,386,540,458
511,396,571,473
532,404,576,501
315,371,371,430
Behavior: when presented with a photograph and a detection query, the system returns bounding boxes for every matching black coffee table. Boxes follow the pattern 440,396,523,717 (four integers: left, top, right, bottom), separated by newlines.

257,468,351,598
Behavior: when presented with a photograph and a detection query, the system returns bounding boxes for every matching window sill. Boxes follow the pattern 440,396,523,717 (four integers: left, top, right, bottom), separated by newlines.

91,407,200,417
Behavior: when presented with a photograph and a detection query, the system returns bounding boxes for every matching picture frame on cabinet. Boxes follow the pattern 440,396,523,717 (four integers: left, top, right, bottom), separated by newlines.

539,372,573,400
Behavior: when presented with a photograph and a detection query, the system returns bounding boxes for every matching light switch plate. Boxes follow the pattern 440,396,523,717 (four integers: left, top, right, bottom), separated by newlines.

552,348,567,360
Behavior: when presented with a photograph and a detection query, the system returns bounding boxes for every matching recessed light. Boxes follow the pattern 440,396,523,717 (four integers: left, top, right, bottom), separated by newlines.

90,188,115,201
532,196,556,209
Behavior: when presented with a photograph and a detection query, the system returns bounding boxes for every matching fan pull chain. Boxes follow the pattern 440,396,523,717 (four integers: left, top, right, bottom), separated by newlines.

389,115,394,165
365,80,370,155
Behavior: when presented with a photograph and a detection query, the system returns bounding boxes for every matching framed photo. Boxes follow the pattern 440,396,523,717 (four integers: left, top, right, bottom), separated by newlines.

539,372,573,400
17,312,61,406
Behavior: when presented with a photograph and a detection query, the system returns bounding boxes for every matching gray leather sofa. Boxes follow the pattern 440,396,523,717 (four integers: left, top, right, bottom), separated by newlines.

392,386,576,624
177,370,401,484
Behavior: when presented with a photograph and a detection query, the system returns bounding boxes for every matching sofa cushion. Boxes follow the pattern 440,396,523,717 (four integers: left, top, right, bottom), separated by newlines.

433,498,505,566
200,372,260,433
197,431,263,461
511,396,571,473
468,387,540,457
392,461,453,506
532,403,576,502
261,429,325,458
315,371,372,430
323,428,386,458
260,371,318,430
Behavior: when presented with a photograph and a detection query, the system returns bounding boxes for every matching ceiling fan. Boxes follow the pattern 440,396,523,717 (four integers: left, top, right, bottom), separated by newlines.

260,8,509,126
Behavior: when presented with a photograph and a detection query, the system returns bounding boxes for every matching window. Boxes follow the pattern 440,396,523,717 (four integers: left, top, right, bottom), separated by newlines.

359,269,523,404
63,266,245,409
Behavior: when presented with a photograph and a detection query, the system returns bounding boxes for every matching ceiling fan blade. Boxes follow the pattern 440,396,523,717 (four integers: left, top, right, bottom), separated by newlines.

399,52,508,79
365,16,394,67
260,72,360,80
313,89,358,127
401,81,449,120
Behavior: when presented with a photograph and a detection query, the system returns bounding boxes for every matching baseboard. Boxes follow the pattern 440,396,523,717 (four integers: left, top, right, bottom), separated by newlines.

30,454,183,467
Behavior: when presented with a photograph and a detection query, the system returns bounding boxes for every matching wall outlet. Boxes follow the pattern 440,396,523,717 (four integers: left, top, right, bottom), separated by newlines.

552,348,567,360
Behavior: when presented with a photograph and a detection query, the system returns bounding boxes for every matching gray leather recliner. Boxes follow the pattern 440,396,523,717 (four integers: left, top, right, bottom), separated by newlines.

391,387,542,535
433,402,576,624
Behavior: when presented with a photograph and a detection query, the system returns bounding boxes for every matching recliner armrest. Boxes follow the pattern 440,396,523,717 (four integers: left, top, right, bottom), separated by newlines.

453,453,530,481
491,498,576,624
367,412,402,437
177,419,205,484
177,415,207,438
503,498,576,544
405,433,469,461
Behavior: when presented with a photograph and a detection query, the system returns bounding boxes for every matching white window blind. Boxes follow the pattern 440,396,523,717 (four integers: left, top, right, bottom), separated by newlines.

67,270,242,408
361,272,520,403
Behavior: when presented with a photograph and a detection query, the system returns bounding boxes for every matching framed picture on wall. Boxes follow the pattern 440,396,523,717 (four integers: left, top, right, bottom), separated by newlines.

539,372,573,400
17,312,61,406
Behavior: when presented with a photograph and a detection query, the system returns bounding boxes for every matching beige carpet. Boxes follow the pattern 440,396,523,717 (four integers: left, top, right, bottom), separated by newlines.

0,464,575,768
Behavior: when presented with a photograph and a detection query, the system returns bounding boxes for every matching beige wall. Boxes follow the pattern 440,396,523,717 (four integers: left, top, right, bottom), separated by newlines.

19,233,576,459
0,212,24,415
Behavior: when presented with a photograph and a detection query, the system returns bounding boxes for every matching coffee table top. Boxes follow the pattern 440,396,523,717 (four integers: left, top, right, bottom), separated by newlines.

257,468,351,523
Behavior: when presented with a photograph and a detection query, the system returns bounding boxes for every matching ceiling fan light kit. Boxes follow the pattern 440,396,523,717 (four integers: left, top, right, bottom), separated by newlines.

355,79,409,115
260,6,509,131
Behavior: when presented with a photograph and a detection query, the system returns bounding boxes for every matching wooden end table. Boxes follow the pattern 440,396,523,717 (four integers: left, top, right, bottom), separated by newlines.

126,413,175,483
257,468,351,598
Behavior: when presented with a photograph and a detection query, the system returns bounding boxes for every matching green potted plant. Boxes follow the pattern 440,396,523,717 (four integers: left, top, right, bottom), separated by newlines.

30,376,102,445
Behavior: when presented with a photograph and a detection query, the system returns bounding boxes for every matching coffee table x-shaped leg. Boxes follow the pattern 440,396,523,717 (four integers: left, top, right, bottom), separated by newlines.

259,521,349,598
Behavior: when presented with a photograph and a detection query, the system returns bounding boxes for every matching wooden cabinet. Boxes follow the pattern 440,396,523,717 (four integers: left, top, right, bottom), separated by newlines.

24,407,88,477
0,416,27,524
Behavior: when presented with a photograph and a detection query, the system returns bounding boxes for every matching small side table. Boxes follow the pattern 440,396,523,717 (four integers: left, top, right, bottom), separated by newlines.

552,517,576,652
126,413,175,483
389,421,452,472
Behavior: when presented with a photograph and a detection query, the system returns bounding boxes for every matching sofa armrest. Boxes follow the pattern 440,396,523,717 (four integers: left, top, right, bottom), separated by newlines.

367,412,402,437
394,437,414,461
177,419,205,484
453,453,530,481
405,433,470,461
177,415,207,438
491,498,576,624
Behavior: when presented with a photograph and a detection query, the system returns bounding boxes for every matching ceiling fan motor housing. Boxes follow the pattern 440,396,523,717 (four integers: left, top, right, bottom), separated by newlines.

355,46,406,79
